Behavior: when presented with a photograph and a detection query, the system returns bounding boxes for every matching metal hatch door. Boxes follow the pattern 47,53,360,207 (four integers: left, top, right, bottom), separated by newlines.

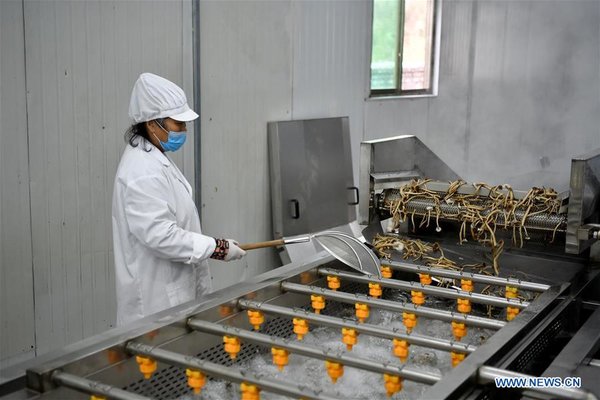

268,117,357,238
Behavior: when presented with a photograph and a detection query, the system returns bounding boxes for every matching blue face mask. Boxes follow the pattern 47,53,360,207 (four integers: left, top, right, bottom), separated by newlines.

154,121,187,152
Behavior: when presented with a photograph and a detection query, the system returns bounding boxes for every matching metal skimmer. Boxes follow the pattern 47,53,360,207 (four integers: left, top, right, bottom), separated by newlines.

240,230,382,278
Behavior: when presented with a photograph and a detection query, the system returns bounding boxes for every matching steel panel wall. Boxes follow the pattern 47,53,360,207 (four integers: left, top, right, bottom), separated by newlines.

199,0,291,290
0,0,36,369
364,0,475,177
22,0,194,355
365,0,600,189
468,0,600,189
198,1,371,288
291,0,371,186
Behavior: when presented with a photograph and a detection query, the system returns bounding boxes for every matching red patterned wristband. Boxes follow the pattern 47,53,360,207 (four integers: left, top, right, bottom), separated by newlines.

210,238,229,260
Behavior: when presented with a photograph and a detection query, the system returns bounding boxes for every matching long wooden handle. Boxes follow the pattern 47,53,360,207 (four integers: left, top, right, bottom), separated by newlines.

239,239,286,251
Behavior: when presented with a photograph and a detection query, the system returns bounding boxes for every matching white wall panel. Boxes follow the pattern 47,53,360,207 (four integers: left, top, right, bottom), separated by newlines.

291,0,371,184
467,0,600,188
365,0,474,176
0,0,36,368
23,0,194,355
199,0,292,289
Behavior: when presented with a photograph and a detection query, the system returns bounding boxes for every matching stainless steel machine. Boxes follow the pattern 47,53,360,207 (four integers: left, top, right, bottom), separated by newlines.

2,127,600,400
359,135,600,257
354,135,600,399
1,249,598,400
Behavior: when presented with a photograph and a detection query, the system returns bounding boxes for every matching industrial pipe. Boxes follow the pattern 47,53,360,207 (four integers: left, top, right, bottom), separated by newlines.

281,282,506,330
187,319,441,385
237,299,476,354
384,261,550,292
318,268,529,309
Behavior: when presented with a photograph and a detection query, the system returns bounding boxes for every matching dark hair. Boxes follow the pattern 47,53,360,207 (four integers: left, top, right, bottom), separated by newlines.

124,122,153,151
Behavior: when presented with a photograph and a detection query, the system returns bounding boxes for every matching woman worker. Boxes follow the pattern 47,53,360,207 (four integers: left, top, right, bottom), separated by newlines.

112,72,245,326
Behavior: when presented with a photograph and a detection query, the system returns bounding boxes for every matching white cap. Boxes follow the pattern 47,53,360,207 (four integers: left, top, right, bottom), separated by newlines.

128,72,199,123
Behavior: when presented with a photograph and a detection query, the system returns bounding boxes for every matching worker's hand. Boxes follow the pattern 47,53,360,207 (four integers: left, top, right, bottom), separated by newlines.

224,239,246,261
210,238,246,261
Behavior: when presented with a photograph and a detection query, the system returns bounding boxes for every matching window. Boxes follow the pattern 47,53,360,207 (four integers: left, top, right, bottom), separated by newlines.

370,0,440,97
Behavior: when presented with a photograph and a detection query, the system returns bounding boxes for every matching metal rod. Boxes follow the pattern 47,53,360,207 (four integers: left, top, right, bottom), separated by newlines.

478,366,597,400
384,260,550,292
187,319,441,385
281,282,506,330
590,359,600,368
125,342,337,400
582,300,600,308
318,268,529,309
51,371,151,400
237,299,476,354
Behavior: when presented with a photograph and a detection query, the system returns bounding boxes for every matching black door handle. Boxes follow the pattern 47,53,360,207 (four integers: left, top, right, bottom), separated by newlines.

348,186,359,205
289,199,300,219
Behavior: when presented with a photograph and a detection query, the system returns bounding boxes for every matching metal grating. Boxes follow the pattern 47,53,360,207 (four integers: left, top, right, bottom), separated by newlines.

509,318,564,373
123,313,307,398
125,364,188,399
122,281,435,398
123,282,369,398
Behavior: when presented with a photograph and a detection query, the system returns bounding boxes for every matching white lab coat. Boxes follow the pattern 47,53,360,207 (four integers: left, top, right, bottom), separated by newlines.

112,139,215,326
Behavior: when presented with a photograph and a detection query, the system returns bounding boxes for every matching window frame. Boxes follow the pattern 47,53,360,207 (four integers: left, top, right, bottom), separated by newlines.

368,0,442,99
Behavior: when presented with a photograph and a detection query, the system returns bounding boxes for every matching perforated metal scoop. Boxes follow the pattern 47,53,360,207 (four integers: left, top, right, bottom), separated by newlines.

240,231,382,278
313,231,381,278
